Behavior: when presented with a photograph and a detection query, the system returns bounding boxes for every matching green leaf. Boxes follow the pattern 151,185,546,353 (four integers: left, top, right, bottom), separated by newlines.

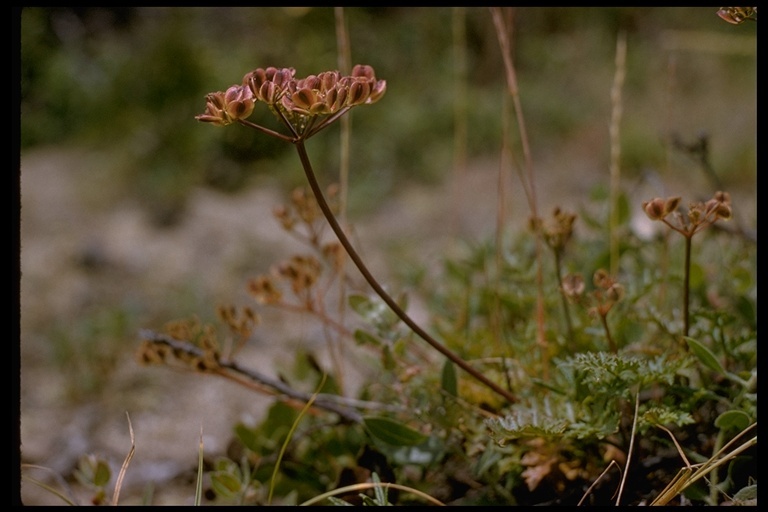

380,344,396,370
714,410,751,433
92,459,112,487
210,471,242,499
388,434,445,467
441,360,457,397
354,329,381,347
348,294,373,316
326,496,354,506
685,337,726,375
371,472,390,506
363,416,428,447
235,423,261,453
732,484,757,504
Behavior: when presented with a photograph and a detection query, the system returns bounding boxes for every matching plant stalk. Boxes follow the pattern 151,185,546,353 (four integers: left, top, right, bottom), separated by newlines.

683,235,691,338
294,140,517,405
554,250,575,346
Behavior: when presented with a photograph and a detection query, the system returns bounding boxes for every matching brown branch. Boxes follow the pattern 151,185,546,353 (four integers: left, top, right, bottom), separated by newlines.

293,141,518,405
139,329,405,422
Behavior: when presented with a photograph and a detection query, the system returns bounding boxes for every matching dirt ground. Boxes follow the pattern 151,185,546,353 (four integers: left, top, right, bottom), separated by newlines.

18,142,754,504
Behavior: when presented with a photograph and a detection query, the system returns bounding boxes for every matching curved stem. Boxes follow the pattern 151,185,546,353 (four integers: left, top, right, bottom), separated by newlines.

294,141,517,405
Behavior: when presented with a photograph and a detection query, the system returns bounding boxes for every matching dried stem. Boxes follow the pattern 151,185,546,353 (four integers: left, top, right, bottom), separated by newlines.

490,7,548,379
139,329,405,422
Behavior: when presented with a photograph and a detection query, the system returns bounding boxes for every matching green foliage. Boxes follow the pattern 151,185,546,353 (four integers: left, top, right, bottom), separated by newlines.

205,398,368,504
73,454,112,505
363,417,428,447
487,352,695,443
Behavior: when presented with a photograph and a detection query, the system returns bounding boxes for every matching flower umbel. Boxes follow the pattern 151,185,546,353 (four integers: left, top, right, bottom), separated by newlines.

197,65,386,141
641,191,732,339
642,191,731,238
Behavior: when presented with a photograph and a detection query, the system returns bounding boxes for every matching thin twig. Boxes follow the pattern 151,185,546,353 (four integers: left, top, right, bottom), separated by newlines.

650,423,757,506
578,459,622,506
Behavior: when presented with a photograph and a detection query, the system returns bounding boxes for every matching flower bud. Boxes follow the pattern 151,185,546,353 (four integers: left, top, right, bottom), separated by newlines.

195,91,231,126
367,79,387,104
715,203,732,221
606,283,624,303
642,198,666,220
593,268,611,289
291,87,319,114
561,273,585,299
223,85,255,121
347,79,372,106
663,196,681,216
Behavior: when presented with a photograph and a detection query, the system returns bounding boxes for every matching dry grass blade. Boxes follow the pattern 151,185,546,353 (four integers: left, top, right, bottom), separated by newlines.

268,373,327,505
299,481,446,506
21,464,78,506
615,390,640,505
578,459,621,506
111,411,135,506
650,422,757,506
195,427,204,506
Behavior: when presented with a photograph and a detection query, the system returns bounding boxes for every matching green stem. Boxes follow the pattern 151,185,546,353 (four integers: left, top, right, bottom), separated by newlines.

683,235,691,338
600,312,617,354
294,140,517,405
553,250,575,346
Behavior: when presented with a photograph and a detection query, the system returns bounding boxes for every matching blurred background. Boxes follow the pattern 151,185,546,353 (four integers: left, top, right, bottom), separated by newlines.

18,7,756,505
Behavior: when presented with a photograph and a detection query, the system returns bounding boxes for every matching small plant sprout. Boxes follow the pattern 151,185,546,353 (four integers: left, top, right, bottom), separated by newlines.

642,191,732,338
196,65,517,404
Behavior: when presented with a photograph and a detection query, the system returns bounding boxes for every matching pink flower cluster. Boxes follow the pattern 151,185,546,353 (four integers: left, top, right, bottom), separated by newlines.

196,65,386,133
